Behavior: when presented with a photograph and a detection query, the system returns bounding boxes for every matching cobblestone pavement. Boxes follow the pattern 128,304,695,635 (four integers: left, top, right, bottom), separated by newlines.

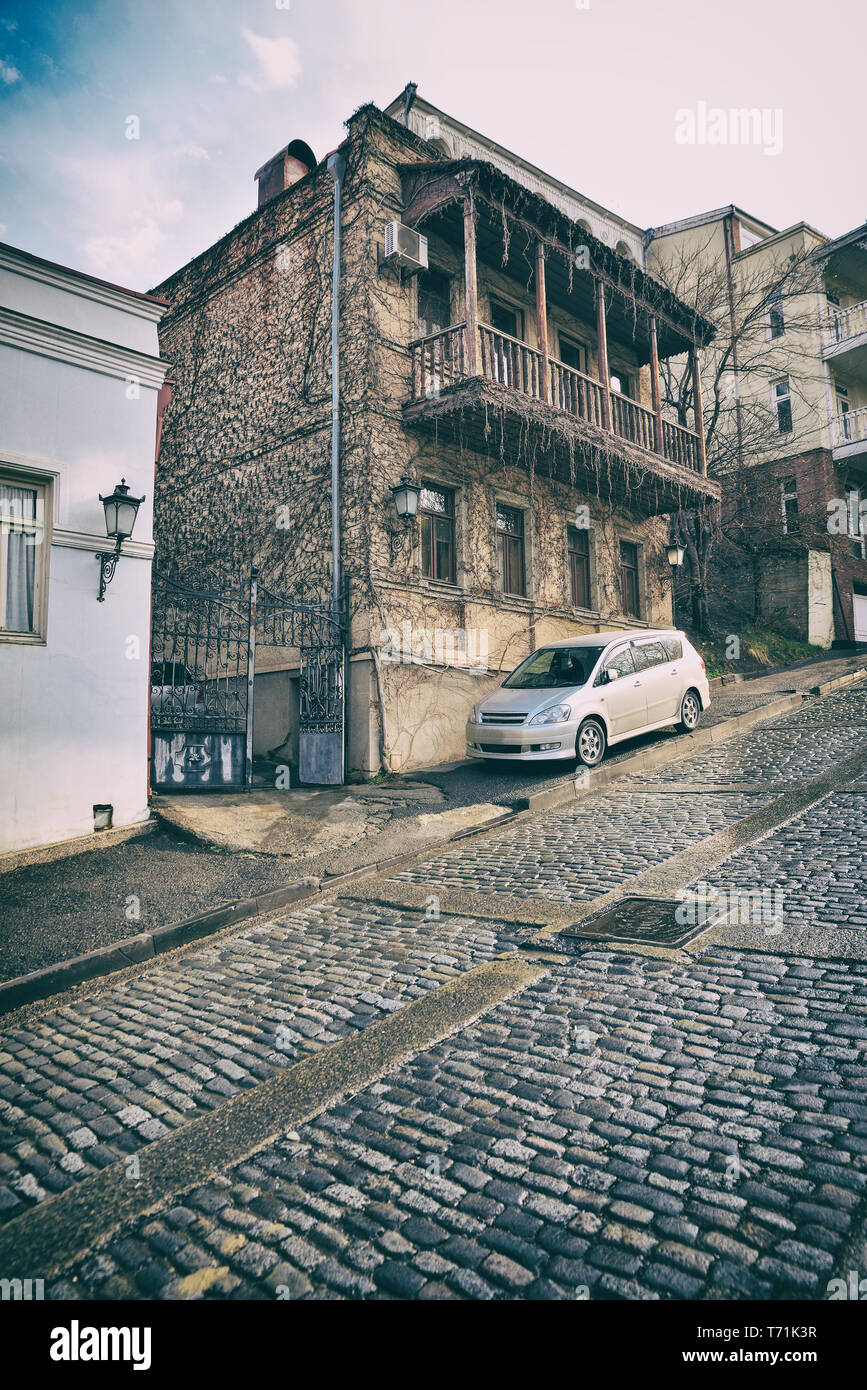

760,685,867,727
698,792,867,934
0,904,513,1225
391,792,774,902
3,678,867,1301
626,725,867,787
49,945,867,1301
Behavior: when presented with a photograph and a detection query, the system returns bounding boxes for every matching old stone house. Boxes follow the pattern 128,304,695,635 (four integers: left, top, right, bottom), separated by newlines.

151,91,718,779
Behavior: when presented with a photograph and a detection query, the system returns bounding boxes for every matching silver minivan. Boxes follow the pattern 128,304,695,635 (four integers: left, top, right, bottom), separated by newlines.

466,629,710,766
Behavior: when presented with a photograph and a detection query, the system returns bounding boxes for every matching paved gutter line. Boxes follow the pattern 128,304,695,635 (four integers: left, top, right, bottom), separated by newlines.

3,666,865,1018
0,955,547,1280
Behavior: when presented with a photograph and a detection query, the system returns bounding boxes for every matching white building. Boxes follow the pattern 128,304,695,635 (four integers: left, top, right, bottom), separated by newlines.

0,243,169,857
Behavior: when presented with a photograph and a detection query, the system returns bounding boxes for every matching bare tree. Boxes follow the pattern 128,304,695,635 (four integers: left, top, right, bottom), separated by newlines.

652,230,826,632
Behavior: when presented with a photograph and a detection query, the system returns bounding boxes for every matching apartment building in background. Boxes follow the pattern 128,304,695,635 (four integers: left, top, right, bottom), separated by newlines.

648,209,867,647
150,88,717,778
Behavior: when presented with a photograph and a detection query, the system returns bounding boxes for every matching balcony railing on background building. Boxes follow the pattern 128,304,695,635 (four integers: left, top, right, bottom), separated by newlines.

828,299,867,347
409,323,701,473
832,405,867,450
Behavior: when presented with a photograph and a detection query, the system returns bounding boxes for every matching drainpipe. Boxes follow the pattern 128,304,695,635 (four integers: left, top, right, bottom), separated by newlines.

327,149,346,623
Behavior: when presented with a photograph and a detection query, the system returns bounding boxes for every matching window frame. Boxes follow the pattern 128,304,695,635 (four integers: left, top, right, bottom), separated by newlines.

488,296,525,342
556,333,588,374
0,464,53,645
767,287,785,339
781,476,800,536
773,378,793,435
419,481,457,585
496,501,527,597
619,539,641,619
610,368,633,400
416,267,452,338
567,524,592,610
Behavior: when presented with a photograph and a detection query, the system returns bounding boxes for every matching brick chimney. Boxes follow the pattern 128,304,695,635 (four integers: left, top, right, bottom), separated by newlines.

254,139,317,208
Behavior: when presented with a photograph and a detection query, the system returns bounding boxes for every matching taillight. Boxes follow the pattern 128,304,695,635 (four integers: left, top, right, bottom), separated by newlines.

700,658,705,672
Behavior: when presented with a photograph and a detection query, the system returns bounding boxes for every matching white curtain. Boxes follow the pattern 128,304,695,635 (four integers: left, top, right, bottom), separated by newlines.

1,484,37,631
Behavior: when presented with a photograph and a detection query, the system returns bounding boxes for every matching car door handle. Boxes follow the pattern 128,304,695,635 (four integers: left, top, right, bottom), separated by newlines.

633,680,642,687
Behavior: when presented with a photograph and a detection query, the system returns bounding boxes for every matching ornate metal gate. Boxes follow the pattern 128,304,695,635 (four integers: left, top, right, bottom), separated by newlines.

258,579,345,786
150,567,345,791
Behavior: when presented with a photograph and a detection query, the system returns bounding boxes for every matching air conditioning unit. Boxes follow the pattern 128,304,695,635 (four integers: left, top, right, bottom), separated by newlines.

383,221,428,273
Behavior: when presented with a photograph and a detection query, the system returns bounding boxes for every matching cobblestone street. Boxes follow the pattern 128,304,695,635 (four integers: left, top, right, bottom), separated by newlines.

3,679,867,1302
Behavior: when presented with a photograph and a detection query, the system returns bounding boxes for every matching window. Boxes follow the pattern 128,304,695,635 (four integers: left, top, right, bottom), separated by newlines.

847,488,863,558
836,383,851,440
497,504,526,596
774,379,793,434
768,287,785,339
620,540,640,618
417,268,451,337
632,640,667,670
781,477,799,535
596,645,635,684
660,635,683,661
0,472,49,640
610,370,632,399
420,483,456,583
567,526,592,609
489,298,523,340
557,335,586,373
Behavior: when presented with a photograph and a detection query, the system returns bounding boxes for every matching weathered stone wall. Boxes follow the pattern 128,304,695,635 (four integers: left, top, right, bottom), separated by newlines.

152,103,685,775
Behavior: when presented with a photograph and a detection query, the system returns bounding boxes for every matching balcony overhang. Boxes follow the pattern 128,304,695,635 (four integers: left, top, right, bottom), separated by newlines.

398,159,715,363
403,376,721,516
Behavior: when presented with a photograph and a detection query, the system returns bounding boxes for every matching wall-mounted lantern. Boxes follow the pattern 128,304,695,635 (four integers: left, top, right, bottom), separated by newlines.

97,479,145,601
666,540,686,568
389,473,420,563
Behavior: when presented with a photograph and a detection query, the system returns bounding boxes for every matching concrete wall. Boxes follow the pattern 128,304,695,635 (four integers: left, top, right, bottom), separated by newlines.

0,247,166,854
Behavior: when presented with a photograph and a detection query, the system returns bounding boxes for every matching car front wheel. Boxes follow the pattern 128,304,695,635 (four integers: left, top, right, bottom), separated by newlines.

679,689,702,732
576,717,606,767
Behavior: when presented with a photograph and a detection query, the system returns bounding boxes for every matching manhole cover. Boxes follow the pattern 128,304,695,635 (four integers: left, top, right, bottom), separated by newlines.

554,895,714,948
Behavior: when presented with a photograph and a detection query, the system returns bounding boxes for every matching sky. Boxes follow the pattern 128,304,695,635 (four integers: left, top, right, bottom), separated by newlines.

0,0,862,293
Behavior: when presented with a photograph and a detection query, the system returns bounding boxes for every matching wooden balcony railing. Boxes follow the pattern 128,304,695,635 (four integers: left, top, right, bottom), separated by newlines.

828,299,867,348
408,323,703,473
832,405,867,450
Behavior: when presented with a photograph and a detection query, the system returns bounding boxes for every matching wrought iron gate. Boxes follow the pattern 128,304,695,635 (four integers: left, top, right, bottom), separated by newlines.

150,567,345,791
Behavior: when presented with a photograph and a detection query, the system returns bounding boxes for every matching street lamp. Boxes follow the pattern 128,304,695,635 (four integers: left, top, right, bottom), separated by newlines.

667,540,686,568
97,478,145,601
389,473,420,562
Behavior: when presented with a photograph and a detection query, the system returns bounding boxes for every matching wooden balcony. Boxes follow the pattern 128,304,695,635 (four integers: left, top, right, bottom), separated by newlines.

406,322,711,511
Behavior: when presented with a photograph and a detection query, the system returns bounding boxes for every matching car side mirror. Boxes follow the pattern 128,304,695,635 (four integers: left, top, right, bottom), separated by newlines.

604,668,618,682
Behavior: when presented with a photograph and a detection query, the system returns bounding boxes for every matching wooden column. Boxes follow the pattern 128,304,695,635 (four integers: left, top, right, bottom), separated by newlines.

649,315,663,454
595,278,612,431
535,241,551,404
463,196,480,377
690,342,707,474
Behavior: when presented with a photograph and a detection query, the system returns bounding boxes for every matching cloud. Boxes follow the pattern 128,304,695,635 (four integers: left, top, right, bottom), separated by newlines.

239,29,300,92
0,59,22,84
175,143,210,160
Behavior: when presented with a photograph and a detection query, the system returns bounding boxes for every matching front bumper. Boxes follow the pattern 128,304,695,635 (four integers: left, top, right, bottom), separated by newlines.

465,719,577,761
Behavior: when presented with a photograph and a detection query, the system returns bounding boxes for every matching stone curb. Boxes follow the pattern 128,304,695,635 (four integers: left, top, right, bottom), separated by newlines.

2,661,864,1017
0,878,321,1015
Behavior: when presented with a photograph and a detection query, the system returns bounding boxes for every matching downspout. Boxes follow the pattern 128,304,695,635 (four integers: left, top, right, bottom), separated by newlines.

327,149,346,623
327,148,348,778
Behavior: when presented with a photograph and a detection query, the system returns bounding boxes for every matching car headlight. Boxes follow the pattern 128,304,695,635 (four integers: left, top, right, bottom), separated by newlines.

528,703,571,726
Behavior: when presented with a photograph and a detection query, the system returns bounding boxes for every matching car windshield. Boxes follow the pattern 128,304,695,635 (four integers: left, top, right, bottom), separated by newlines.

502,646,607,690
